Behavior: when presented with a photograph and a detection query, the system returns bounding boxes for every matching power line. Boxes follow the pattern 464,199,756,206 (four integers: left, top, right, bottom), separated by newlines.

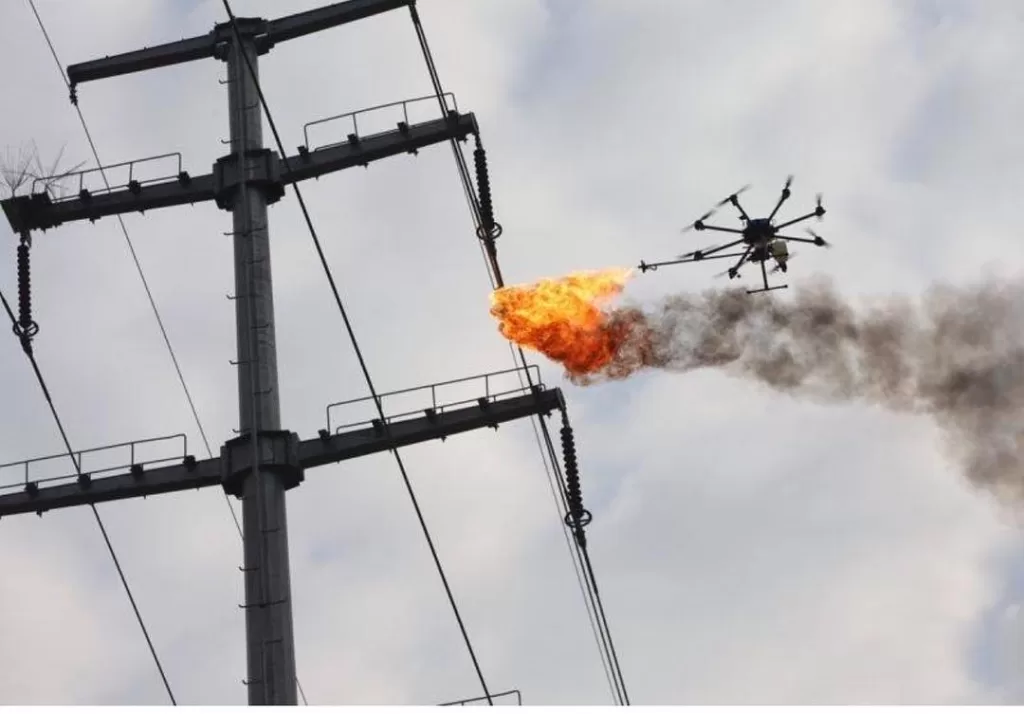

219,0,494,704
405,5,622,695
406,7,631,705
532,406,628,704
0,289,176,705
22,2,317,703
380,48,622,698
23,0,243,541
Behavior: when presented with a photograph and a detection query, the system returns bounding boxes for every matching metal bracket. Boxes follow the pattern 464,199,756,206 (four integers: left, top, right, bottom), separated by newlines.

238,597,287,610
220,430,303,497
213,148,284,210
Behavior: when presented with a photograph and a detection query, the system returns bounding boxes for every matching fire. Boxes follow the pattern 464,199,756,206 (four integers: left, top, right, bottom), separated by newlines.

489,268,636,376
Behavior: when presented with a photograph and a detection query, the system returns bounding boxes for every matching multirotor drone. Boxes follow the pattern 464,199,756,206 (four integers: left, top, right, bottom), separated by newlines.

638,176,831,294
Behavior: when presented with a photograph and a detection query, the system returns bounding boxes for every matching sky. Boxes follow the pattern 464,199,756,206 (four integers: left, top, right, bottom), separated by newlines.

1,0,1023,705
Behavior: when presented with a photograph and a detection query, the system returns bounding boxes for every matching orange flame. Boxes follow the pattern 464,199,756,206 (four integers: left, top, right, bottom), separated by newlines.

489,268,636,376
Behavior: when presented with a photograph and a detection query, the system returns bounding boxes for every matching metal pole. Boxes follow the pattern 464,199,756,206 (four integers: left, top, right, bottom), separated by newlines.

226,30,298,705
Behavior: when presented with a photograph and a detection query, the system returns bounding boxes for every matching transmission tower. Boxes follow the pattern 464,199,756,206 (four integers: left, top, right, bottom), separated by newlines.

0,0,565,704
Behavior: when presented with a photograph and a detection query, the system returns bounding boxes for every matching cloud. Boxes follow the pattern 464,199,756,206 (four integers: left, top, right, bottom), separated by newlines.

1,0,1023,704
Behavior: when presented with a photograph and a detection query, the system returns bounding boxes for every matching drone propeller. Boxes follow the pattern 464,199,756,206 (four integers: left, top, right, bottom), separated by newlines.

682,184,752,232
681,209,717,233
783,175,794,191
807,229,831,247
716,184,751,207
815,192,826,219
677,242,721,259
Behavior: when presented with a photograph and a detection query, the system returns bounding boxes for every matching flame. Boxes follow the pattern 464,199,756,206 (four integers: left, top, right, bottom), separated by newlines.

489,268,637,376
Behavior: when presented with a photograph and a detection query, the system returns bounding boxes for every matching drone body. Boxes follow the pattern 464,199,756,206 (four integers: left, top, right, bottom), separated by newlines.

638,176,830,294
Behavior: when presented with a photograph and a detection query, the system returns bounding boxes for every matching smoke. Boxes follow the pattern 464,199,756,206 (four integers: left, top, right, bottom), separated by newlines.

572,275,1024,503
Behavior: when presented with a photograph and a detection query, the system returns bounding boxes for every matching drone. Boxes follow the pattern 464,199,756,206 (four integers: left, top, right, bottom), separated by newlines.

638,176,830,294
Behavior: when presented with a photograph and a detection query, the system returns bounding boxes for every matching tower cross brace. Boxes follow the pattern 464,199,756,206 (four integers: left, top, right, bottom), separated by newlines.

0,1,561,704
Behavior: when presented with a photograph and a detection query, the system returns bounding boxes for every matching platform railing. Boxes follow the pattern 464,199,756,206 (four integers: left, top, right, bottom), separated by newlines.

302,92,459,151
325,365,543,435
30,152,185,203
438,689,522,706
0,433,189,493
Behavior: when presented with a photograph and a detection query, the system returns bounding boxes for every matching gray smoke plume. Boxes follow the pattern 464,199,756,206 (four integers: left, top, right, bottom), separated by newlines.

574,275,1024,503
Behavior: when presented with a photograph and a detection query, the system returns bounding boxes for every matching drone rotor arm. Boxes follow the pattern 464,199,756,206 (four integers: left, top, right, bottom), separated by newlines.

678,238,745,259
775,231,830,247
673,252,749,265
766,175,794,222
731,244,754,274
731,196,752,222
701,238,745,255
698,251,750,261
681,206,722,233
694,224,745,235
773,211,818,230
707,184,753,222
766,195,788,223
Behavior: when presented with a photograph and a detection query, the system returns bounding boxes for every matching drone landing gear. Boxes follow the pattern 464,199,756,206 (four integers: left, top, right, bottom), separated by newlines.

747,284,788,295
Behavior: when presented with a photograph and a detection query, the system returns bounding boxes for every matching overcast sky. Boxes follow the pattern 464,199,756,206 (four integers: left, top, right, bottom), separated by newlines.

1,0,1024,705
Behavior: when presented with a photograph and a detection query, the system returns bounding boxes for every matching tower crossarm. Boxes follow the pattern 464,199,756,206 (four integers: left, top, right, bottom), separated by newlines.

267,0,412,44
67,33,224,87
66,0,412,87
284,112,475,183
0,111,476,233
0,387,561,517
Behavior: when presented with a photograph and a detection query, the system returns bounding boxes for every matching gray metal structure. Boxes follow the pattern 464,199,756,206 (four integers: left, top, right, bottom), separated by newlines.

0,0,562,705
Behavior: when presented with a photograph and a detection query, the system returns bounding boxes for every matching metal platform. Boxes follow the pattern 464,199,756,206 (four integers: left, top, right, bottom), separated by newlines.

439,689,522,706
1,105,477,233
325,364,545,434
0,370,561,517
31,152,185,204
0,433,189,497
302,92,461,151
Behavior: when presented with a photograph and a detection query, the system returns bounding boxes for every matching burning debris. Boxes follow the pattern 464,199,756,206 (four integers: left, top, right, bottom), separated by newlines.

489,270,1024,501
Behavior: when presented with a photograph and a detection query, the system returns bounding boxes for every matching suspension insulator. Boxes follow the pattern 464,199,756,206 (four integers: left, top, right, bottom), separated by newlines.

473,136,503,242
15,242,39,342
562,426,581,507
559,412,592,545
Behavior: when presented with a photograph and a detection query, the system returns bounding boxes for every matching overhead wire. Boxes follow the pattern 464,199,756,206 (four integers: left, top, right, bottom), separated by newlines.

0,290,176,704
22,1,313,704
405,27,634,703
405,5,631,705
219,0,494,705
24,0,242,542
